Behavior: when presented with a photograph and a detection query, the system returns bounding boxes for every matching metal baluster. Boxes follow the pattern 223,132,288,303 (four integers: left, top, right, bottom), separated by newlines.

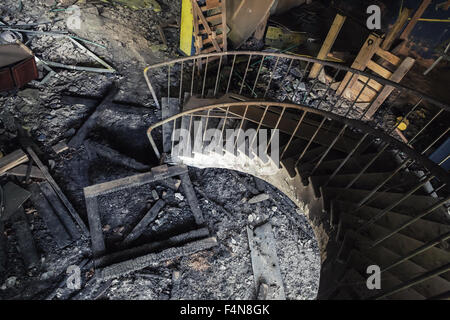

263,56,281,98
179,61,184,104
356,175,435,232
371,196,450,248
235,105,249,149
213,55,223,96
191,59,196,96
280,111,308,159
252,56,265,97
250,105,270,152
295,116,327,166
240,54,253,94
201,57,209,98
372,262,450,300
226,54,236,94
265,106,286,153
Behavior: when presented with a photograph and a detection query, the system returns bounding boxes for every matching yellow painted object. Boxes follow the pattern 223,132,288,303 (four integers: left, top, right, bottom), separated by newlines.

265,26,306,50
396,117,409,131
180,0,195,56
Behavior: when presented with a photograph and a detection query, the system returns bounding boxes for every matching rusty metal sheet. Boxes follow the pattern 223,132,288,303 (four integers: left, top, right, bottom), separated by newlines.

226,0,275,47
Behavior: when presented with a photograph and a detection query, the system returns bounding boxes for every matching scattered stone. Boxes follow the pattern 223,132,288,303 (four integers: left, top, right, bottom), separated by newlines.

248,193,270,204
152,190,159,200
174,193,184,201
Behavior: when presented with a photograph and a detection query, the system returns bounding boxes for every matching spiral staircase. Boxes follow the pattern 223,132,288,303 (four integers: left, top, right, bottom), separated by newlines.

143,51,450,300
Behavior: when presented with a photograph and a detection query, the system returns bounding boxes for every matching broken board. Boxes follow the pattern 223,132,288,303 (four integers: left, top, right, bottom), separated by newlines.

247,221,286,300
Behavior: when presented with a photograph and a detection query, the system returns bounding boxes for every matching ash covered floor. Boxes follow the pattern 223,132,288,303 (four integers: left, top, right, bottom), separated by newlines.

0,1,321,300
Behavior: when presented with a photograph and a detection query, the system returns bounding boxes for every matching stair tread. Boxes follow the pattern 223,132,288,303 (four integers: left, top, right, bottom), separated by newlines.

341,229,450,297
347,249,426,299
311,171,424,194
323,186,449,224
339,214,450,283
302,152,397,176
335,200,450,244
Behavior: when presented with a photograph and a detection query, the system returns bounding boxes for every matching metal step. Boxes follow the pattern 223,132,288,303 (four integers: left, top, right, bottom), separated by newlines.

300,152,396,176
335,200,450,245
311,171,425,198
323,187,449,224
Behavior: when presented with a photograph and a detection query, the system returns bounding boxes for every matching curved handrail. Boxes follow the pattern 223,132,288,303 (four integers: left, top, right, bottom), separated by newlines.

146,101,450,185
143,51,450,112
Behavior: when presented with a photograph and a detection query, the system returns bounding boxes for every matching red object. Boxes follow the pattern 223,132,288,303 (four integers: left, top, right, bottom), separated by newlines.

11,57,39,89
0,43,38,92
0,68,15,91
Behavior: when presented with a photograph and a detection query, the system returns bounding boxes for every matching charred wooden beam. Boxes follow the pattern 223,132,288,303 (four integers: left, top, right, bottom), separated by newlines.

11,208,40,269
85,140,151,172
95,227,210,268
26,147,89,236
39,181,81,240
0,149,29,175
5,164,45,180
121,199,166,246
68,84,119,148
96,236,217,280
180,172,205,225
29,184,72,249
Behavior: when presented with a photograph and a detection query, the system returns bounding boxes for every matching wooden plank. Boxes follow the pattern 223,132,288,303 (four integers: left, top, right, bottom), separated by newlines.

84,195,105,257
400,0,432,40
202,33,223,45
221,0,228,52
29,183,72,249
180,172,205,225
367,60,393,78
5,165,44,179
68,85,118,148
95,228,210,268
375,48,401,66
201,0,220,11
0,149,28,174
39,181,81,240
364,57,415,119
192,0,222,52
205,13,223,25
122,199,166,246
83,165,188,197
26,147,89,236
97,237,218,280
381,8,412,50
254,10,270,41
52,141,68,154
247,222,286,300
310,14,346,78
337,34,383,95
356,75,383,91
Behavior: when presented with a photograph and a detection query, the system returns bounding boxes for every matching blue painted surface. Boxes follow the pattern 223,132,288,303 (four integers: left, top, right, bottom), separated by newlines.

430,136,450,170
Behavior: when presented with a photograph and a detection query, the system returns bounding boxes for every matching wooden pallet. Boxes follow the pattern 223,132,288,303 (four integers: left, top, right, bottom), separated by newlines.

335,33,415,119
191,0,228,56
